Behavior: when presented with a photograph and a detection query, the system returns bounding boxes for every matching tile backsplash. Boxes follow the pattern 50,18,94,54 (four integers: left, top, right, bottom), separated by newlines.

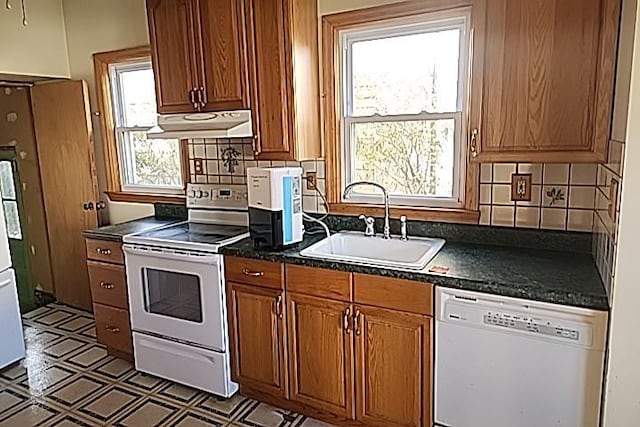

186,138,327,213
592,139,625,297
479,163,597,232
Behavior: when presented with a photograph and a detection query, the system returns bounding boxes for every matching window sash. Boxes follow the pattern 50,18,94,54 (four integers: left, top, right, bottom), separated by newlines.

110,60,156,128
341,112,464,208
116,128,184,194
342,11,470,118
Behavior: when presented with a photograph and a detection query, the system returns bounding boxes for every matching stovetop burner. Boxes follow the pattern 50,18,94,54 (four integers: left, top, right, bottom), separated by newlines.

136,222,249,245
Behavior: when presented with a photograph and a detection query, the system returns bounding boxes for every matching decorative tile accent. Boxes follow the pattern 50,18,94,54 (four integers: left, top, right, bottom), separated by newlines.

544,186,567,207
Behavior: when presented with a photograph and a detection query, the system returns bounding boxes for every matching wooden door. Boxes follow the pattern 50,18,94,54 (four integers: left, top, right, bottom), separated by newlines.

354,305,432,427
227,282,288,398
147,0,200,114
287,293,354,419
247,0,293,159
31,81,99,312
195,0,250,111
470,0,619,163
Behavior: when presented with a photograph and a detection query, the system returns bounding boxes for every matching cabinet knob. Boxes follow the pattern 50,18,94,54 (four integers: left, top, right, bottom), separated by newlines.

105,325,120,334
96,248,111,256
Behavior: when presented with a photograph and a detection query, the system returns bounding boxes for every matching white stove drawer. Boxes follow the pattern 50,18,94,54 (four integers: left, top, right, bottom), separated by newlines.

133,332,237,398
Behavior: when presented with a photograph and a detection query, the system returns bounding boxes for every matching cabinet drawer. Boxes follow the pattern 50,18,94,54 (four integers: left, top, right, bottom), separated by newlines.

94,303,132,355
354,274,433,316
285,265,352,301
87,261,128,309
225,257,284,289
85,239,124,264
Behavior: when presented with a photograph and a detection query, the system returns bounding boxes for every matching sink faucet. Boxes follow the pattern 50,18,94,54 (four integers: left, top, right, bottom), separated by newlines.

343,181,391,239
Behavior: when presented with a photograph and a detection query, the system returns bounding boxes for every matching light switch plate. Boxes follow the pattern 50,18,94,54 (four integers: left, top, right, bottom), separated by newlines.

511,173,532,201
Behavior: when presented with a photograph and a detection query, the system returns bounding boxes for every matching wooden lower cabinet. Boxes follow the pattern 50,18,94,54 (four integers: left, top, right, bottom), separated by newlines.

227,281,288,398
287,293,354,418
226,258,433,427
355,305,432,427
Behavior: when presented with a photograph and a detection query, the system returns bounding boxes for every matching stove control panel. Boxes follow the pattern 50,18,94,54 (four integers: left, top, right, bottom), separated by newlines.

187,183,248,209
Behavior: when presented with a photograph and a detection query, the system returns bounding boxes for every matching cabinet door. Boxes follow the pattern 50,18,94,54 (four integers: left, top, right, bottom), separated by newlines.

470,0,619,163
227,282,288,397
287,293,354,418
147,0,200,114
247,0,293,160
195,0,250,111
354,305,432,427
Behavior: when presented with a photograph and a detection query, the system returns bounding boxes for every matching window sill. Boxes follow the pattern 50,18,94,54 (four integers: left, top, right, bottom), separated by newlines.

328,202,480,224
106,191,186,205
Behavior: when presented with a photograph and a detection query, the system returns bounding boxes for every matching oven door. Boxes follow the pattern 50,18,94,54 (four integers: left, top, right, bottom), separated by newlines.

123,244,227,351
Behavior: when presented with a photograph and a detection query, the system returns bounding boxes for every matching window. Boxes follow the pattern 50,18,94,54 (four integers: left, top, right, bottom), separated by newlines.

323,3,479,222
94,47,187,203
110,61,182,193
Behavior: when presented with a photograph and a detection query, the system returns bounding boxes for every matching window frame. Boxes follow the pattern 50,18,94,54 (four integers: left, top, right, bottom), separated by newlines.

322,0,480,223
93,46,189,204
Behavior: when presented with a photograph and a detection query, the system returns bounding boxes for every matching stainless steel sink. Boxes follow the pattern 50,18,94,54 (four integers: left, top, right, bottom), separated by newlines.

299,231,445,271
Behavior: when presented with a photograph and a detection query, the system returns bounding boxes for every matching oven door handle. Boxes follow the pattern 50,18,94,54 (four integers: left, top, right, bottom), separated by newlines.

122,244,220,265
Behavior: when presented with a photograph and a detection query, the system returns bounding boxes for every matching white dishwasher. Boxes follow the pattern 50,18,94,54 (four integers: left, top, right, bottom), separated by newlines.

435,288,608,427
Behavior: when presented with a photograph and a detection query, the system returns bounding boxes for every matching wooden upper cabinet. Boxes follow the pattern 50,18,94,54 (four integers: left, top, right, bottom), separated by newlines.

195,0,250,111
247,0,321,161
287,293,354,419
147,0,199,113
146,0,250,114
226,282,288,398
354,305,432,427
470,0,621,163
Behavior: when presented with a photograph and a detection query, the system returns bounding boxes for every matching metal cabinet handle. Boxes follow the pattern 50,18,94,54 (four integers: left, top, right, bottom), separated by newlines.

343,307,351,333
242,268,264,277
96,248,111,256
274,295,283,319
105,325,120,333
190,88,198,110
95,201,107,211
470,128,479,158
198,87,206,109
353,309,362,336
99,282,114,290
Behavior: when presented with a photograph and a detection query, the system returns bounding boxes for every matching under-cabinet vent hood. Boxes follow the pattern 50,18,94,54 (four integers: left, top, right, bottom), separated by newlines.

147,110,253,139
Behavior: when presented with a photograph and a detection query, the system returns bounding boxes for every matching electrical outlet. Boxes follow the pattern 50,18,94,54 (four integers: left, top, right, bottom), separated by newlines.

194,158,204,175
511,173,532,201
306,172,317,190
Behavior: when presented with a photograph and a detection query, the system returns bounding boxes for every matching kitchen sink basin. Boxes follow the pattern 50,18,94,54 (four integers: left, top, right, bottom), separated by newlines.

299,231,446,271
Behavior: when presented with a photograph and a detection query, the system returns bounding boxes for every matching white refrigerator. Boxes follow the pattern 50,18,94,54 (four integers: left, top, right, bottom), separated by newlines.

0,201,25,370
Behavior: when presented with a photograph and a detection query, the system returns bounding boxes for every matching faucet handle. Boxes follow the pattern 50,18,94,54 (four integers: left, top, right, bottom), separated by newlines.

358,214,376,237
399,215,408,240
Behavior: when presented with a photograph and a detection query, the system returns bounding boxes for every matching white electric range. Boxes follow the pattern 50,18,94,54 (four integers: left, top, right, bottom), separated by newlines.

122,183,249,397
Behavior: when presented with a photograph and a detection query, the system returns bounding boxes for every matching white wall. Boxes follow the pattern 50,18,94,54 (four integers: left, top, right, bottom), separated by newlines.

602,0,640,423
62,0,151,223
0,0,70,78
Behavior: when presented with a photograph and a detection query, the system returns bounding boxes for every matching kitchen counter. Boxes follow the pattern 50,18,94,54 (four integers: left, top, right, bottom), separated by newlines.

83,216,182,242
221,233,608,311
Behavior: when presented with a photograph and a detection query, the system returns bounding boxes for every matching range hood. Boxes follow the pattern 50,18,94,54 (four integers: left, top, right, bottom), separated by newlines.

147,110,253,139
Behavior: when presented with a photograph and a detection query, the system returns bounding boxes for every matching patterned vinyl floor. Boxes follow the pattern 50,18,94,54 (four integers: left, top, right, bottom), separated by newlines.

0,304,332,427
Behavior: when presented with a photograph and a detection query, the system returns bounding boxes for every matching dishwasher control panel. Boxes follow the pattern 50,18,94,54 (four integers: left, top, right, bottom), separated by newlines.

484,312,580,341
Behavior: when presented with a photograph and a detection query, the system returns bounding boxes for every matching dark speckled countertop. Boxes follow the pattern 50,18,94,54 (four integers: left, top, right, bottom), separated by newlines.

83,216,183,242
220,233,608,311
